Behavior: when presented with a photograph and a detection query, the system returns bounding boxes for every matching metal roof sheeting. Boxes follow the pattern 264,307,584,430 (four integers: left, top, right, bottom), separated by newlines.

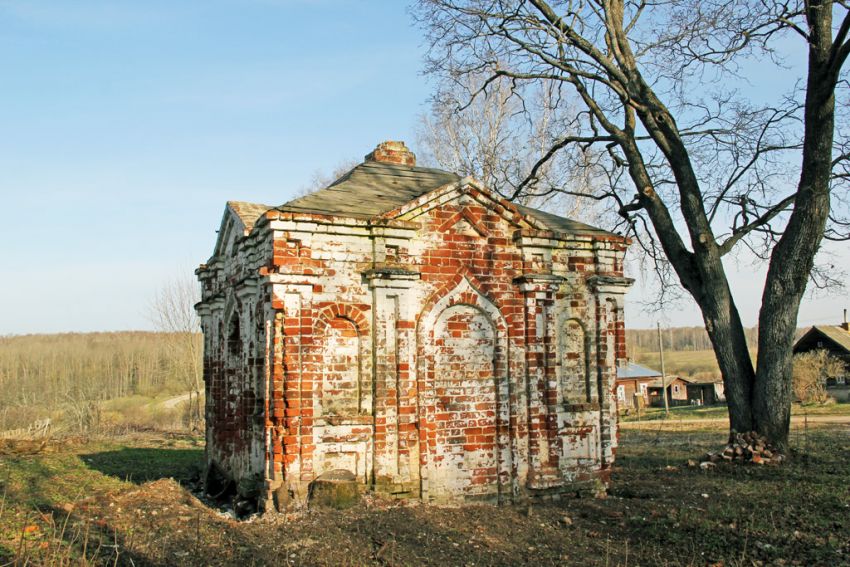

617,362,662,379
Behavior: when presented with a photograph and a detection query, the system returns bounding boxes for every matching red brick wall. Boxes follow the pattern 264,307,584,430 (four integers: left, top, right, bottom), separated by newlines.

197,183,631,508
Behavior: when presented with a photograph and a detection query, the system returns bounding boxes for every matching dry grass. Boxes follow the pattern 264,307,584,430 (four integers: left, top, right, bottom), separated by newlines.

1,424,848,566
633,349,759,380
622,400,850,423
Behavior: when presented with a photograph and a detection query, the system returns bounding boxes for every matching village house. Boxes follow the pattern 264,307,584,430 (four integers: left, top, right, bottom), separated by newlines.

793,313,850,401
684,376,725,406
643,375,727,408
617,359,726,410
195,141,632,511
615,362,660,410
646,376,690,407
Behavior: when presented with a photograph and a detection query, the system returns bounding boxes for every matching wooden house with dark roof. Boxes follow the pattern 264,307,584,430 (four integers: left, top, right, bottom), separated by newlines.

793,315,850,386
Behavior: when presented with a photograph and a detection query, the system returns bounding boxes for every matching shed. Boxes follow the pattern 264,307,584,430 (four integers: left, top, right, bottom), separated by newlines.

615,362,661,409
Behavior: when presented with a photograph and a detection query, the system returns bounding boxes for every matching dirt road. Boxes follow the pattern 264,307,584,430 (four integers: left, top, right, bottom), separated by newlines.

160,392,192,409
620,414,850,429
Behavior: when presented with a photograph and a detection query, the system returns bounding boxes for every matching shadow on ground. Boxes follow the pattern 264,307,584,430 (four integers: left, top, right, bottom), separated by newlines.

81,447,203,484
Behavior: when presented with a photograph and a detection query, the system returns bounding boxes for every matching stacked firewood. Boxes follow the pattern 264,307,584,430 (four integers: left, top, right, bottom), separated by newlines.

690,431,785,468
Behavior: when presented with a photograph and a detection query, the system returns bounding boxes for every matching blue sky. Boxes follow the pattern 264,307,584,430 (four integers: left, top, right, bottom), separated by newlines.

0,0,846,334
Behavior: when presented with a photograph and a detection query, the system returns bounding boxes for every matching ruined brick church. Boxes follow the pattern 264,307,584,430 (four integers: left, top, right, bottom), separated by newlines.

196,141,631,510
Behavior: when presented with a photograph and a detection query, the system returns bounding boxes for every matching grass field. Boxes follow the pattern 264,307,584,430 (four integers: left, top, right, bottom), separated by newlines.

632,349,758,379
634,349,720,377
2,423,848,566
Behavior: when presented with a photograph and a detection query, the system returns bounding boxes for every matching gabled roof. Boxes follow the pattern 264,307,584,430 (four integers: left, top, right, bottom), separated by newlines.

617,362,662,379
794,325,850,354
227,200,274,232
646,376,688,388
691,375,724,384
676,375,711,385
208,201,275,260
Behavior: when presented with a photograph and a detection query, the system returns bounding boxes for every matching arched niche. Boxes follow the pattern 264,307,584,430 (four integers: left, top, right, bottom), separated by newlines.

226,314,242,360
320,316,365,417
560,318,592,404
417,276,510,502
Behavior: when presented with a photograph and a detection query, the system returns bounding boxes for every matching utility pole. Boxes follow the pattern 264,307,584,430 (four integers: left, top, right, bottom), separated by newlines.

657,322,669,417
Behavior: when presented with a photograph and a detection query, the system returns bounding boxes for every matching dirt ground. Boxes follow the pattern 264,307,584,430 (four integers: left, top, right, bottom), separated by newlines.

2,425,849,566
71,481,623,566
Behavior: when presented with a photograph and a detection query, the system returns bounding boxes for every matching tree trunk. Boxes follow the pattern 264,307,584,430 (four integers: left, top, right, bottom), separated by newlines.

696,279,755,436
617,52,759,439
753,1,836,450
660,239,756,435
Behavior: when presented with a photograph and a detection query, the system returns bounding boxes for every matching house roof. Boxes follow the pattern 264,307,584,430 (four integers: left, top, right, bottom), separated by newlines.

691,375,724,384
617,362,662,379
794,325,850,354
646,376,689,388
271,160,616,236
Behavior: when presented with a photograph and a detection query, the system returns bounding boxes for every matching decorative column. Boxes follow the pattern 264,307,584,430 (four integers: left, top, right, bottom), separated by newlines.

266,274,317,504
514,273,564,490
587,274,633,471
363,267,421,497
204,295,226,465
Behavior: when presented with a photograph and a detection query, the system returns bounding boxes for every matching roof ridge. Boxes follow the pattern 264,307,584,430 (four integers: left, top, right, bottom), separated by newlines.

227,199,273,207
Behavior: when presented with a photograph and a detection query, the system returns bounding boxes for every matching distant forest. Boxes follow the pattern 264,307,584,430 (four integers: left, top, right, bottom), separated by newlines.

0,326,814,432
625,325,812,354
0,332,200,432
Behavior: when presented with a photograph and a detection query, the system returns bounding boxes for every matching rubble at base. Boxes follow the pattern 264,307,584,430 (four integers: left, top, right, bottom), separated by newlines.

688,431,785,468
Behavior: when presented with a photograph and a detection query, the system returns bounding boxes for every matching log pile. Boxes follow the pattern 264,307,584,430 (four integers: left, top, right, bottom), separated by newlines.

690,431,785,468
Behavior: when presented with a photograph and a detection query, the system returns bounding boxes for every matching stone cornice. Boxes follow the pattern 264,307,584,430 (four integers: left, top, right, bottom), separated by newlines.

587,275,634,290
513,273,564,293
363,265,421,289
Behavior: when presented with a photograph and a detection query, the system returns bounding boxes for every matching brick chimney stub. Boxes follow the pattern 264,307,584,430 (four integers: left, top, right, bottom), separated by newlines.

365,141,416,167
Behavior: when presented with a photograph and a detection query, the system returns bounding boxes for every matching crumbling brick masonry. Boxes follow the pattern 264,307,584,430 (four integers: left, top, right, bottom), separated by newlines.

196,141,632,510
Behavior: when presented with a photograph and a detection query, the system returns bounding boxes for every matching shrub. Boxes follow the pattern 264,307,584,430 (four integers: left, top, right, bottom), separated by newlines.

792,350,845,404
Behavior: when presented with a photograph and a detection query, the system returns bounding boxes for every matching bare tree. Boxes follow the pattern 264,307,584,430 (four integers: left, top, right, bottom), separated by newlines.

0,332,184,432
150,276,203,430
414,0,850,449
418,73,603,220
